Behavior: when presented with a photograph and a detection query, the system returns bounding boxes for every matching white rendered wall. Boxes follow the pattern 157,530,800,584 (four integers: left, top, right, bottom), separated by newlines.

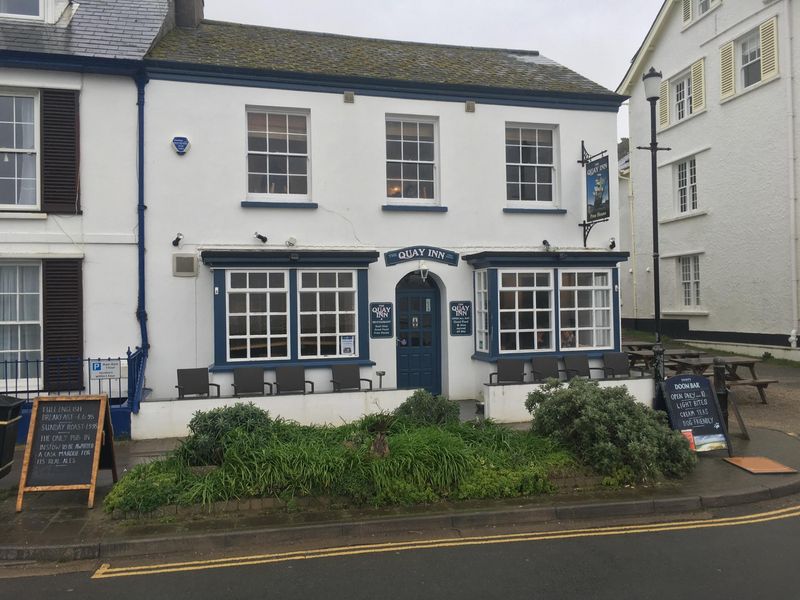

623,1,798,343
0,69,140,359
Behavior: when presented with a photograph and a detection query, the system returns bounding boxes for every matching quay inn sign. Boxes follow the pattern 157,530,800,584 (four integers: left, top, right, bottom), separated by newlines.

384,246,460,267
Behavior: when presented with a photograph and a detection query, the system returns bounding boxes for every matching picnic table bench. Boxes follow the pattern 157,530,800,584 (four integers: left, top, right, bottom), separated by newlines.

671,356,777,404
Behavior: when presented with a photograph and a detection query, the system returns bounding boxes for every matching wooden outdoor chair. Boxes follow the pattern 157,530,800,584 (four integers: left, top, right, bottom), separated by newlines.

489,359,525,385
176,368,220,398
232,367,273,397
275,365,314,395
531,356,562,382
330,364,373,392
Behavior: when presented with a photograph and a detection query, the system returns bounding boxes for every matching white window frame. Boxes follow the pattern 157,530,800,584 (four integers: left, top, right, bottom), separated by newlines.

679,255,701,307
385,115,439,206
474,270,489,353
0,261,42,384
676,157,698,213
0,0,42,20
673,72,693,122
558,269,613,351
297,269,359,359
245,107,311,203
0,89,40,211
497,269,554,354
697,0,711,16
739,29,762,89
225,270,290,362
505,123,558,208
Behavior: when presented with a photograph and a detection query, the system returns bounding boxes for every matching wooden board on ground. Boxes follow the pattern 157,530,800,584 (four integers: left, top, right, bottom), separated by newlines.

16,394,117,512
724,457,798,474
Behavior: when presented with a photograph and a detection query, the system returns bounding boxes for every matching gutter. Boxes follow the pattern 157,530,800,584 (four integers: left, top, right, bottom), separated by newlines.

135,69,150,354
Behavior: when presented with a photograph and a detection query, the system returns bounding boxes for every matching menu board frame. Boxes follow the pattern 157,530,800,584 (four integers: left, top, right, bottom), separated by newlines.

662,376,732,456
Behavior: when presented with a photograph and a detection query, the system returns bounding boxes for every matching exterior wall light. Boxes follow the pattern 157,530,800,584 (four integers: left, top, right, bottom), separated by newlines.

254,232,268,244
172,233,183,247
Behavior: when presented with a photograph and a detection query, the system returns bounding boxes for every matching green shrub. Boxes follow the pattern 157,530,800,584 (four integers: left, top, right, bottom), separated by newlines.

525,379,696,485
176,402,275,466
104,458,190,513
393,389,460,426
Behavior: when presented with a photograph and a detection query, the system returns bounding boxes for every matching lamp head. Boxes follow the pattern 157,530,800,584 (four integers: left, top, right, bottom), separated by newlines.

642,67,663,101
172,233,183,247
418,260,429,283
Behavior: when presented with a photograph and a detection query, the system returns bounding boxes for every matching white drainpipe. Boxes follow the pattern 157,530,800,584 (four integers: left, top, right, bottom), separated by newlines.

786,0,800,346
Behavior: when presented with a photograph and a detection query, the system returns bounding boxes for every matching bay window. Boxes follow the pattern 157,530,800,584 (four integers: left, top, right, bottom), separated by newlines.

298,271,357,358
498,270,553,352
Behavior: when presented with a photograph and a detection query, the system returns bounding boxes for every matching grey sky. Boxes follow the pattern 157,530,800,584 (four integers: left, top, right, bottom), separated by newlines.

204,0,664,141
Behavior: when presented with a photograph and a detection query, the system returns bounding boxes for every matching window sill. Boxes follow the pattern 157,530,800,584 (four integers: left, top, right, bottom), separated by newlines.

720,74,780,105
660,209,708,224
503,207,567,214
660,107,706,134
210,357,376,372
241,201,318,209
0,211,47,220
662,310,709,317
382,204,447,213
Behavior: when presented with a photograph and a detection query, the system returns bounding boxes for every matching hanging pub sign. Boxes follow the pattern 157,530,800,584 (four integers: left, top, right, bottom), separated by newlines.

370,302,394,338
662,375,732,455
449,301,472,336
384,246,459,267
585,155,610,222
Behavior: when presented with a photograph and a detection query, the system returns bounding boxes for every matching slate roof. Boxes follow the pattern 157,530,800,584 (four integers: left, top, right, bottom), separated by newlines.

148,20,619,98
0,0,170,60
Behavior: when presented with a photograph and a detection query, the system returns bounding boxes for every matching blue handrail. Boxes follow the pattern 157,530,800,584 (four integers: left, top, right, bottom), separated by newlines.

126,347,147,414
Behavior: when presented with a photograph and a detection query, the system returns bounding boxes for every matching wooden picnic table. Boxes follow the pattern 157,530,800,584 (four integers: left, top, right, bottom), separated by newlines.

622,340,657,352
626,348,705,371
671,356,777,404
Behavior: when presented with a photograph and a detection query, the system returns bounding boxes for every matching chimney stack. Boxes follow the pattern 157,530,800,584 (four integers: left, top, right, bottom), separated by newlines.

175,0,204,29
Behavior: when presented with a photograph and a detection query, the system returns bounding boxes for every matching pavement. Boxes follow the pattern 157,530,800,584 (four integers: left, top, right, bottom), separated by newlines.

0,358,798,564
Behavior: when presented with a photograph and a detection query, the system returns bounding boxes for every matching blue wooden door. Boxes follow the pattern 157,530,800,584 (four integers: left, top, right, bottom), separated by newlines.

396,274,441,394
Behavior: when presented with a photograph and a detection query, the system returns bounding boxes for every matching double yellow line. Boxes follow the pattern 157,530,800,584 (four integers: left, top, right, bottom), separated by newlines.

92,503,800,579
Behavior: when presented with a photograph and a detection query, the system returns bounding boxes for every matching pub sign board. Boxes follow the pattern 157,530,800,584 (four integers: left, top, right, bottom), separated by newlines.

663,375,731,454
449,301,472,336
384,246,459,267
585,155,610,222
370,302,394,338
16,394,117,511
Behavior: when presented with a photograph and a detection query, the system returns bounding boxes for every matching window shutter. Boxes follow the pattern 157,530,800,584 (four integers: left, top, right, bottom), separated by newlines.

682,0,692,24
760,16,779,81
658,78,670,129
720,41,736,100
691,59,706,112
41,89,80,214
42,259,84,391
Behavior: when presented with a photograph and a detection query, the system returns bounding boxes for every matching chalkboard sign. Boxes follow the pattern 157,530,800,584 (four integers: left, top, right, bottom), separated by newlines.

449,301,472,336
662,375,731,455
16,395,117,511
370,302,393,338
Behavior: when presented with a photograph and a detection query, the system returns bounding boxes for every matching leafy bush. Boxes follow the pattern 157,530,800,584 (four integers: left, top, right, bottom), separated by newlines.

393,389,460,426
104,458,190,513
525,379,696,485
176,402,275,466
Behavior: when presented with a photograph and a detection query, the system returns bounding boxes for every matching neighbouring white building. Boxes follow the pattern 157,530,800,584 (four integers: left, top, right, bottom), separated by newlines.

3,0,639,439
618,0,800,357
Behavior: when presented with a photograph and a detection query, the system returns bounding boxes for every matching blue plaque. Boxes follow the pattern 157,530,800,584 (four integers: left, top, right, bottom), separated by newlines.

384,246,459,267
370,302,393,338
172,136,190,155
449,301,472,336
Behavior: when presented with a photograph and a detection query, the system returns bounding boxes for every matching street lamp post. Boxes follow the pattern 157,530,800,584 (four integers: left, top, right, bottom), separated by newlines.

637,67,671,388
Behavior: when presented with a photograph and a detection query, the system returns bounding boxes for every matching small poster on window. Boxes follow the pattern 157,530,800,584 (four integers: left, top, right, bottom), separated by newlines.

340,335,356,355
585,155,610,222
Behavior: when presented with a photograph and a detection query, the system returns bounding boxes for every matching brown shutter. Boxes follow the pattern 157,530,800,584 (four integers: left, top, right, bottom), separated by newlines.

40,89,80,214
42,259,84,391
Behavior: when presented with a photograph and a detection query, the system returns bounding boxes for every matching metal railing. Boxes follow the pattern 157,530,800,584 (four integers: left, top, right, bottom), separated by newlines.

0,356,130,404
126,347,147,414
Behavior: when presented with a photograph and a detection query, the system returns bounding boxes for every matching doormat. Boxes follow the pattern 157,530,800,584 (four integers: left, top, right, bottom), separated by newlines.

724,456,798,474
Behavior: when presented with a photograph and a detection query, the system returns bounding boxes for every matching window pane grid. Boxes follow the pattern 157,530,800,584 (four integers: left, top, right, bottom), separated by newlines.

674,75,692,121
679,256,701,307
475,271,489,352
227,271,289,360
741,31,761,88
498,270,553,352
298,270,358,358
386,119,436,200
247,111,308,196
0,94,37,207
505,126,554,202
559,271,612,349
0,263,41,379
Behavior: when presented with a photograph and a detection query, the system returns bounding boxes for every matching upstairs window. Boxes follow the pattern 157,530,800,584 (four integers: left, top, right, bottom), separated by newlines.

386,118,436,202
0,93,37,209
247,109,309,199
677,157,698,213
679,255,701,307
0,0,40,17
505,125,554,203
740,30,762,89
673,73,693,121
697,0,710,16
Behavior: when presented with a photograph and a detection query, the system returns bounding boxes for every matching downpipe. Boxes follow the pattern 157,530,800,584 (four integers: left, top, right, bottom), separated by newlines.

135,70,150,355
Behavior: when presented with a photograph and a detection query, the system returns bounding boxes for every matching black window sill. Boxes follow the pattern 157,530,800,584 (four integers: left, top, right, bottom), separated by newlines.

382,205,448,213
241,201,318,209
503,208,567,214
210,357,376,372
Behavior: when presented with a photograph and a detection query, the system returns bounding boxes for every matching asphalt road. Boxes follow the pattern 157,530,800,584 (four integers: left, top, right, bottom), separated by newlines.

2,504,799,600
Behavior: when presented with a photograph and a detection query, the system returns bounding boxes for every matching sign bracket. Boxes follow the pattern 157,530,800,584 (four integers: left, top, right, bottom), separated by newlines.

578,218,609,248
577,140,607,166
